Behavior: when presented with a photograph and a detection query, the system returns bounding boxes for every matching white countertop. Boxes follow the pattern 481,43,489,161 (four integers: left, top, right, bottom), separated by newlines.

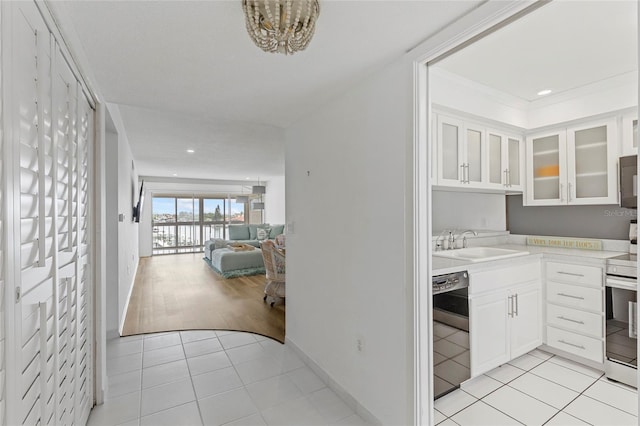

432,243,626,276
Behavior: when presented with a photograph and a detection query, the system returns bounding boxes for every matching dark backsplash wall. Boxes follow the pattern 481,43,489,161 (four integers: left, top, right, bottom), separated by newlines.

506,195,637,240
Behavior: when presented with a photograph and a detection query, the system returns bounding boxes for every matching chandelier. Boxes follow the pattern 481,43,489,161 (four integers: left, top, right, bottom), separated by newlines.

243,0,320,55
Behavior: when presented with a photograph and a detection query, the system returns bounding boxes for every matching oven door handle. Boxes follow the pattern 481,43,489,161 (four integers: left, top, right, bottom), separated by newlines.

606,276,637,291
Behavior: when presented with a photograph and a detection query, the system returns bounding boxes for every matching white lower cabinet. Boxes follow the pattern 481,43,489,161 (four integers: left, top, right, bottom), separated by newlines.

469,261,542,377
544,260,604,363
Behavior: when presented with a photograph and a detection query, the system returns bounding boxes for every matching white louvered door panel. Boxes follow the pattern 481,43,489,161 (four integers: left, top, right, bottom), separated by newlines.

5,2,94,425
11,4,57,425
74,89,93,424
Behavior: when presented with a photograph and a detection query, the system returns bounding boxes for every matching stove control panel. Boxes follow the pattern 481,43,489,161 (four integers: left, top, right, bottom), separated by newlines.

432,271,469,295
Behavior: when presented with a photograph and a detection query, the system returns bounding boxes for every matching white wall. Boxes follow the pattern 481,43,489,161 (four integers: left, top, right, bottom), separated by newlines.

285,57,413,424
105,103,139,335
265,176,285,225
432,190,506,232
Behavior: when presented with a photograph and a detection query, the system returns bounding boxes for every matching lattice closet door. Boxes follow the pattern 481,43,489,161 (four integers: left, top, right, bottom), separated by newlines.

5,2,94,425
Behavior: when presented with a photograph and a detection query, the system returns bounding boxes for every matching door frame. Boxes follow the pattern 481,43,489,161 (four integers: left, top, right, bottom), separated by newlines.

410,2,550,424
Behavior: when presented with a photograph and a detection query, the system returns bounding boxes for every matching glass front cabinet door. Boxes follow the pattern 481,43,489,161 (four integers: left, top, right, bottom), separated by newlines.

566,119,618,205
526,119,618,206
436,114,485,187
487,129,524,191
526,131,567,205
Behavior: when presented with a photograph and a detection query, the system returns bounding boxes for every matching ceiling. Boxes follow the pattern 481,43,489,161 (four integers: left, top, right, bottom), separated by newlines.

436,0,638,102
56,0,482,180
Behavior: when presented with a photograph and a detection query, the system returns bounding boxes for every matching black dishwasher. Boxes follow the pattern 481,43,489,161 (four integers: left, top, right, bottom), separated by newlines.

433,271,470,399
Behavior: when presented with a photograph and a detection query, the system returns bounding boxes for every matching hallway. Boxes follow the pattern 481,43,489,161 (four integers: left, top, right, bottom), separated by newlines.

89,331,368,425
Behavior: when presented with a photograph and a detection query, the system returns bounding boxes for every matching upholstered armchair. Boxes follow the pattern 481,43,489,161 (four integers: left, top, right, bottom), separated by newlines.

260,240,285,307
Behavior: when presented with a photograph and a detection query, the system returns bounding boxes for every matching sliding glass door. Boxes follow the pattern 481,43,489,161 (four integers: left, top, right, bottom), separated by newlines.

152,195,247,255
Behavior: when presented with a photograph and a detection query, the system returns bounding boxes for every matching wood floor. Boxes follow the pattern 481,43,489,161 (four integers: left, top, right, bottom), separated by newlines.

121,253,285,342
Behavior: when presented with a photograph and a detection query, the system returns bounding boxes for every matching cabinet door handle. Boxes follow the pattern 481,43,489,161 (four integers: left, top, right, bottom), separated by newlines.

504,169,508,187
557,292,585,300
507,169,511,187
465,163,470,183
508,295,513,317
460,164,465,183
557,271,584,278
560,183,564,202
557,315,584,325
558,339,585,350
515,293,519,317
568,182,573,202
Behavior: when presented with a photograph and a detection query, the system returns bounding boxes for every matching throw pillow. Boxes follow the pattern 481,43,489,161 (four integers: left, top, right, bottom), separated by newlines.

269,224,285,239
256,227,271,241
228,225,249,240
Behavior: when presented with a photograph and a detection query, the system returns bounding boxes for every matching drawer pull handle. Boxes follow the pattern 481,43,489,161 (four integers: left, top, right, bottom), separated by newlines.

557,271,584,278
557,293,585,300
557,316,584,325
558,339,585,350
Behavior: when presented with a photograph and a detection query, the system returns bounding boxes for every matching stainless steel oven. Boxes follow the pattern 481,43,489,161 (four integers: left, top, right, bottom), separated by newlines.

433,271,470,399
605,254,637,388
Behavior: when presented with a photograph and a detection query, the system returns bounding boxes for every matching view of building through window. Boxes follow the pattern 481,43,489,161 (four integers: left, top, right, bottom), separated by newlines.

152,196,246,255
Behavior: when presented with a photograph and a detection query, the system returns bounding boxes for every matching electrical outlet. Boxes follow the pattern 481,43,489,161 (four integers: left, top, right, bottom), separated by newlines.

287,221,295,234
356,335,365,354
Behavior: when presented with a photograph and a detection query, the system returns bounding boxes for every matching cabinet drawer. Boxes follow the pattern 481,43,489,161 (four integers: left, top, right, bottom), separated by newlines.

546,262,602,287
547,281,602,312
546,304,602,338
546,326,603,363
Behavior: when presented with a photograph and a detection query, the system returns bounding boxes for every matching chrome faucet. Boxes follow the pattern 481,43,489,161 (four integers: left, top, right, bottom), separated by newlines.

456,230,478,248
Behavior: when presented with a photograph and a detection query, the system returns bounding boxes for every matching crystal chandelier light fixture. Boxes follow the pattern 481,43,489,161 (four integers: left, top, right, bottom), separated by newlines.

242,0,320,55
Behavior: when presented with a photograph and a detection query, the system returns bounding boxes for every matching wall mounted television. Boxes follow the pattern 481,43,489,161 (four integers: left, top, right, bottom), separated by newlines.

133,180,145,223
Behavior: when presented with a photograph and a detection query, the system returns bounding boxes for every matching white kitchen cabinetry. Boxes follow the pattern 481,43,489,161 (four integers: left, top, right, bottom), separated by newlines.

544,261,604,363
487,129,525,191
525,119,618,206
435,113,525,192
621,113,638,156
469,261,542,376
436,115,485,187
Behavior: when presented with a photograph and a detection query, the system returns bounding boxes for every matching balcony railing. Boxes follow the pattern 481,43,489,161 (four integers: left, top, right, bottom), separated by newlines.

152,222,242,255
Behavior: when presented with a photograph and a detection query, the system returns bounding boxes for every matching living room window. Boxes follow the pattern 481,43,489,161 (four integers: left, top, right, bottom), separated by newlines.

152,195,247,255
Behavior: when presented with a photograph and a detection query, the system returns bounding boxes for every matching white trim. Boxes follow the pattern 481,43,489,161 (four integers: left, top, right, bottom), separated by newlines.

118,257,139,336
409,2,538,424
93,101,107,405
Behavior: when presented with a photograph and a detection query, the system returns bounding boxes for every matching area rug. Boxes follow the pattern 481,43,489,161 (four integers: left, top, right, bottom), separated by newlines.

203,256,266,279
121,254,284,342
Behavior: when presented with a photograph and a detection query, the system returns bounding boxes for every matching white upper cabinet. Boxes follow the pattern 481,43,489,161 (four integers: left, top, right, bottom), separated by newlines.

437,115,486,187
525,118,618,206
486,129,524,191
621,112,638,156
435,113,524,192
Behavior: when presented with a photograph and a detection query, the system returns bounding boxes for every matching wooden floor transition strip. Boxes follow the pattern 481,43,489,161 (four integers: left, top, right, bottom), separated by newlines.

121,253,285,343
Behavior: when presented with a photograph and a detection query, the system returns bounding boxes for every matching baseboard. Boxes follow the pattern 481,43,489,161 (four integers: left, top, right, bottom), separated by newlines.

285,337,382,426
118,257,139,336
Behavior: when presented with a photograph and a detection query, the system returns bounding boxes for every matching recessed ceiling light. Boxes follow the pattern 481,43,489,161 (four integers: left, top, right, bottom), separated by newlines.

537,89,552,96
173,173,178,176
186,149,195,153
246,177,250,180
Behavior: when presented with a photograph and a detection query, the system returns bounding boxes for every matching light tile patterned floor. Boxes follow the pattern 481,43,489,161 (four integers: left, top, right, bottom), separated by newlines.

89,331,369,426
435,348,638,425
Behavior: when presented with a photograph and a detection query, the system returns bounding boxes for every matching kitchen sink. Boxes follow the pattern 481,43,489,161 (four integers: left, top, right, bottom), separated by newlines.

433,246,529,262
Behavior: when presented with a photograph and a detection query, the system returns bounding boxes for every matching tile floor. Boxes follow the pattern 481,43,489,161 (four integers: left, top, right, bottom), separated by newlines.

88,330,369,426
435,348,639,425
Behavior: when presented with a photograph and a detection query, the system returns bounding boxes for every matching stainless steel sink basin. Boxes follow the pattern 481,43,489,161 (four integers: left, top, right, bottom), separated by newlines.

433,247,529,262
